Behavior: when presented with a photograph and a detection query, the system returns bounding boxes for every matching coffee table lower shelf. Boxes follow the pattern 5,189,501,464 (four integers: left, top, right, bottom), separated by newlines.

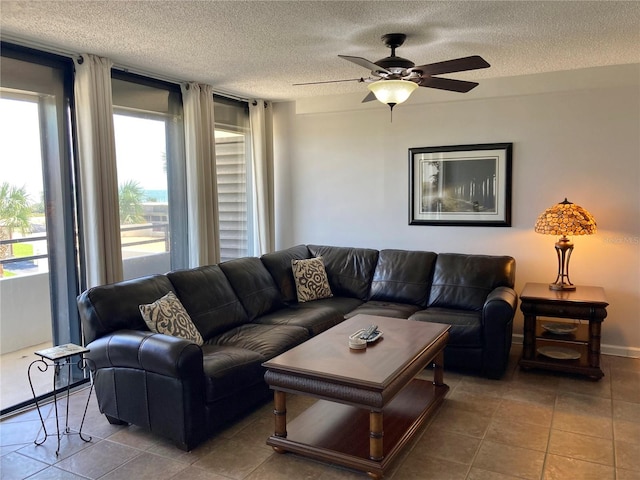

267,378,448,478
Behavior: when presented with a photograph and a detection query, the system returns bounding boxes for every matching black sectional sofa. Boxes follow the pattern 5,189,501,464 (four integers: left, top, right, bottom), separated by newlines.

77,244,517,450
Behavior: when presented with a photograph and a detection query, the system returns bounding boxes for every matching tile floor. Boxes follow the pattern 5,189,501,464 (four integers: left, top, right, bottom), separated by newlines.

1,345,639,480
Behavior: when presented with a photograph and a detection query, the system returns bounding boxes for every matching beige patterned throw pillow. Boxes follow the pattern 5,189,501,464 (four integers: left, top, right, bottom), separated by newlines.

292,257,333,303
139,291,204,345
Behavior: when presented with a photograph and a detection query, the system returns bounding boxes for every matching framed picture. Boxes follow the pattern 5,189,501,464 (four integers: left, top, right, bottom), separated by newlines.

409,143,512,226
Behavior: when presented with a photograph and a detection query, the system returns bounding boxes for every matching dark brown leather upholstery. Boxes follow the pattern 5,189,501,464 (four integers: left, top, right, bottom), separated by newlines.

77,244,517,451
307,245,379,300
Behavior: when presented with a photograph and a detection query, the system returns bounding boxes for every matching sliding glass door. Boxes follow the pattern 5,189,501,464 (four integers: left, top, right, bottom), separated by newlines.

0,44,81,414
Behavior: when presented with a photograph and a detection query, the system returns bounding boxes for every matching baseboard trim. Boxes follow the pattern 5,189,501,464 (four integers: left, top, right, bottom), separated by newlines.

511,334,640,359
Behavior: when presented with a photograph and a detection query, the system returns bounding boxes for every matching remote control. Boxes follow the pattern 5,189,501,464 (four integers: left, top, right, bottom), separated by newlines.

360,324,378,340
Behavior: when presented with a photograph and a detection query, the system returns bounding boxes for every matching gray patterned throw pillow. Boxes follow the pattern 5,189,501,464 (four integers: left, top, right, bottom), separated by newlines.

292,257,333,303
139,291,204,345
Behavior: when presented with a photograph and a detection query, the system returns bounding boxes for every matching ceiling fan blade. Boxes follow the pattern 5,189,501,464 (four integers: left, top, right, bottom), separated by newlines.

338,55,390,74
418,76,479,93
361,91,377,103
412,55,490,76
293,78,364,86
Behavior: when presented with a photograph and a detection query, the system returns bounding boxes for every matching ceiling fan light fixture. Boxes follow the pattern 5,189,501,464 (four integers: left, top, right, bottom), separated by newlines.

368,80,418,107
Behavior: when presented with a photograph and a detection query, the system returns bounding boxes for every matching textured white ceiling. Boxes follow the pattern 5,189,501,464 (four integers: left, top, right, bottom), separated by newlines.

2,1,639,101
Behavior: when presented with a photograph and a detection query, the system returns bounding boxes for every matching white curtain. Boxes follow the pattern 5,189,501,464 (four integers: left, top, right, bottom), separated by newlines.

181,83,220,267
74,54,123,287
249,100,274,255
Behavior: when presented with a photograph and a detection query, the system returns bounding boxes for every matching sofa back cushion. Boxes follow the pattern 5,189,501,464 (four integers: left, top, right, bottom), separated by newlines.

167,265,249,340
369,249,437,306
307,245,379,301
261,245,311,303
428,253,516,311
77,274,174,345
219,257,284,320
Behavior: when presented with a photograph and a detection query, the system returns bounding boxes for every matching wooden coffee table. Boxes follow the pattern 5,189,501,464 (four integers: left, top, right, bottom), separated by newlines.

263,314,450,479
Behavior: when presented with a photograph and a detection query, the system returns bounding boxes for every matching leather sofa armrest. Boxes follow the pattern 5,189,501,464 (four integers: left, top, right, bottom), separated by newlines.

483,286,518,324
87,329,204,379
482,286,518,378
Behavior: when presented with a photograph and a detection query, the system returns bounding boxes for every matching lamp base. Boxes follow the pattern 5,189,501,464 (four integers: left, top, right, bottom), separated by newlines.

549,282,576,291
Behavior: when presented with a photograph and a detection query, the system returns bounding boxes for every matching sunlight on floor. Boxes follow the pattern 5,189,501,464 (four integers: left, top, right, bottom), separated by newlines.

1,342,52,412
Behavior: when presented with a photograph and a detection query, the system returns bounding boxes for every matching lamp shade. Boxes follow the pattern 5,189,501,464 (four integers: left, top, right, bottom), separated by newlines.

367,80,418,106
534,198,597,236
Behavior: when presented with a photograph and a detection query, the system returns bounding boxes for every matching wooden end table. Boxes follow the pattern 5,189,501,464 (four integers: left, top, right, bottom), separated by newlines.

519,282,608,380
262,314,450,479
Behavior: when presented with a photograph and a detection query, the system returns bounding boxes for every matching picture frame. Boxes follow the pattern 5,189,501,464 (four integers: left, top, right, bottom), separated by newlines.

409,143,512,226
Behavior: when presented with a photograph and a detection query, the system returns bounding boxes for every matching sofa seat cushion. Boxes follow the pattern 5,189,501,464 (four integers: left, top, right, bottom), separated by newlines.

261,245,311,303
167,265,249,341
201,345,265,403
294,296,364,316
409,308,482,347
207,323,309,360
369,249,437,306
253,305,344,336
345,301,421,320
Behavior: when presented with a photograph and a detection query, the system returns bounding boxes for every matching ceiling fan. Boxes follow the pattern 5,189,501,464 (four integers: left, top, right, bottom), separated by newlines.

296,33,490,111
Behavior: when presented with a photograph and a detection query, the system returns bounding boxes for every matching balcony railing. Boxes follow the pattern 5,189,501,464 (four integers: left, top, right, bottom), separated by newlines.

0,222,169,273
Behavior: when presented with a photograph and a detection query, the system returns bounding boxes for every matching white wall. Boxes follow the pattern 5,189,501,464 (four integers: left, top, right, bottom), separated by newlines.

273,64,640,356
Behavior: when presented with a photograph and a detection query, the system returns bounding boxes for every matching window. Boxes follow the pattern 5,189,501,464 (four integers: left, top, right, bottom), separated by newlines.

213,96,253,261
112,73,187,278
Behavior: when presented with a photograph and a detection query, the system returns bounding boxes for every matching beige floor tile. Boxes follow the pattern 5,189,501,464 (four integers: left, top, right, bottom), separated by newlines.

416,427,481,465
555,392,613,418
548,429,614,466
26,465,89,479
616,439,640,472
99,451,189,480
192,436,273,480
429,404,492,438
4,353,639,480
495,398,554,427
543,453,615,480
232,411,282,451
614,419,640,443
613,400,640,423
243,452,361,480
55,439,142,479
0,451,49,479
472,440,545,480
466,467,523,480
443,390,502,417
511,368,562,392
611,369,640,403
557,374,612,399
454,376,510,398
552,410,613,439
392,453,469,480
16,431,95,464
502,385,557,407
0,417,44,447
104,424,164,450
603,355,640,373
615,468,640,480
484,416,549,451
167,465,232,480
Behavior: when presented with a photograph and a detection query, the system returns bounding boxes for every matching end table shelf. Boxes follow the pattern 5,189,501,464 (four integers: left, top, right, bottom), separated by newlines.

519,283,608,380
